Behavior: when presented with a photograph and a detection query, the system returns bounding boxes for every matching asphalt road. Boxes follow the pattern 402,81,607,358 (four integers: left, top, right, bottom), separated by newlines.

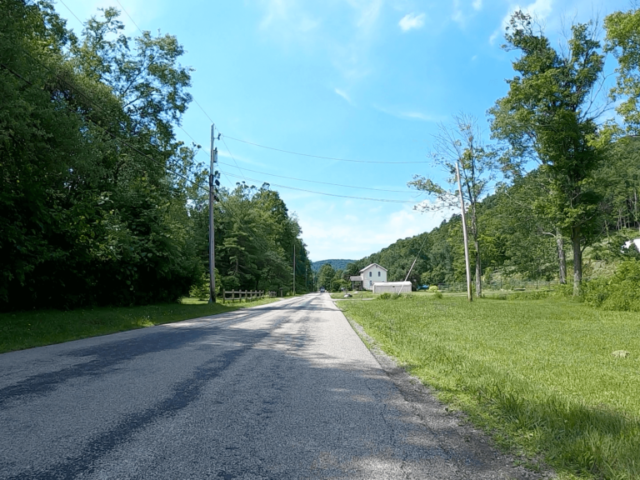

0,293,545,479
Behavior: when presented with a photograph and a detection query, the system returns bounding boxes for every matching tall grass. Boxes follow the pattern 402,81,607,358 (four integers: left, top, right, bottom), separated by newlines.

339,295,640,479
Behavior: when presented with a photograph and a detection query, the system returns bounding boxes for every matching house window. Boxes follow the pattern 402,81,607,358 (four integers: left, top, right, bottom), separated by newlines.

369,280,372,286
369,271,372,277
378,271,381,277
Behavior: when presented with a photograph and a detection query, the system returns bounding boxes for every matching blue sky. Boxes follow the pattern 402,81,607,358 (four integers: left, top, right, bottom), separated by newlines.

56,0,630,261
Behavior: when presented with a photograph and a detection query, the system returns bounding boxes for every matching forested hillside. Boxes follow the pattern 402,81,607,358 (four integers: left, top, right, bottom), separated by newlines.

0,1,310,311
344,137,640,290
342,10,640,295
311,259,355,272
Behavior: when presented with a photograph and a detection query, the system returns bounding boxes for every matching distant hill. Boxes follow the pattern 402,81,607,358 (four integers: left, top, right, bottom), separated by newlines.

311,259,356,272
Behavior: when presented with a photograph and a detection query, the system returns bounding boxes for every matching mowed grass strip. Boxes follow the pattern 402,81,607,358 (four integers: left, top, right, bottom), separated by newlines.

338,295,640,480
0,296,281,354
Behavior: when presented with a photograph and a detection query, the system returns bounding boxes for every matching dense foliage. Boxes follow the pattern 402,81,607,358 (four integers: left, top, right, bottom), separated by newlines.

0,1,310,310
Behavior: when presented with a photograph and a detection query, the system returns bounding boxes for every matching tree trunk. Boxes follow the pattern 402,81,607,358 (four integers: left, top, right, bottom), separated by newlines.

571,227,582,296
556,228,567,285
474,240,482,297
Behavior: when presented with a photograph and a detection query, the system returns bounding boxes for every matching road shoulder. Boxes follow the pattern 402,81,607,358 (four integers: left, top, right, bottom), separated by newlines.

343,313,554,480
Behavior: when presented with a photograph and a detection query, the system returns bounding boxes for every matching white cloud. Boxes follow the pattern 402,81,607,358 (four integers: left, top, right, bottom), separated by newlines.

334,88,354,105
472,0,483,11
298,202,454,260
373,104,447,123
490,0,553,45
350,0,384,31
399,12,426,32
258,0,320,36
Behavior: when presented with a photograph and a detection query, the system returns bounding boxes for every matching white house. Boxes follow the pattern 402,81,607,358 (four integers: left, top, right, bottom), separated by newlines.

350,263,388,291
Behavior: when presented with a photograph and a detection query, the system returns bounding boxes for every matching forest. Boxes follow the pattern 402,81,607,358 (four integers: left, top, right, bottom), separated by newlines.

327,9,640,306
0,0,310,311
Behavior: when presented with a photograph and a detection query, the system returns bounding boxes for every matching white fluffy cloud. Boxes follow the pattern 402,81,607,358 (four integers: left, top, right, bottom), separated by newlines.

399,13,426,32
297,200,455,261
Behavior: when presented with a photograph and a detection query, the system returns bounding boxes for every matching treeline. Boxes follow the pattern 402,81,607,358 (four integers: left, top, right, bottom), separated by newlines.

0,1,309,311
344,8,640,295
346,139,640,289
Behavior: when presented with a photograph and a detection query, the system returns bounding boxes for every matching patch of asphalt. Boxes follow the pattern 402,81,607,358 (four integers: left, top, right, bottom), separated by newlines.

343,315,555,480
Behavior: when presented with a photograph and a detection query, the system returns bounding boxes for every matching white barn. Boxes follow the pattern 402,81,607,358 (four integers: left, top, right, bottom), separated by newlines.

350,263,388,291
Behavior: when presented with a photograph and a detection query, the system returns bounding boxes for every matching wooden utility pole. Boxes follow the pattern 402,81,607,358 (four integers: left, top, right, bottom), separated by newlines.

456,160,472,302
208,124,217,303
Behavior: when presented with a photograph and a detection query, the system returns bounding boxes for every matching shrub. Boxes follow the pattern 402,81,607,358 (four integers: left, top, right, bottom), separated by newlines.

428,285,439,292
189,273,211,300
378,292,403,300
583,260,640,312
509,290,552,301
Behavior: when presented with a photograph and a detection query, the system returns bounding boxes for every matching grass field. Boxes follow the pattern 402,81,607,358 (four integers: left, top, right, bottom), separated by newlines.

0,296,281,354
338,295,640,480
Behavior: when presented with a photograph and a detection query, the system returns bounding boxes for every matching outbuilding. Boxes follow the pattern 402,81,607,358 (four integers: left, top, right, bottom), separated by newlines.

372,281,412,294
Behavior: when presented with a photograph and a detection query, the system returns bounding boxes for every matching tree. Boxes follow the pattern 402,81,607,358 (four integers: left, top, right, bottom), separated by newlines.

489,11,606,295
317,264,335,291
606,7,640,135
409,114,495,297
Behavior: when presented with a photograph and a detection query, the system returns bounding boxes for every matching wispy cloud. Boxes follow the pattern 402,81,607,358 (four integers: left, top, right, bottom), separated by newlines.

399,12,426,32
258,0,320,37
298,202,453,260
334,88,354,105
374,104,447,123
472,0,483,11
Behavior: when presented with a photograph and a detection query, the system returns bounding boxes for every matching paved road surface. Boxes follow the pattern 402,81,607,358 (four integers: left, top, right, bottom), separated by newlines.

0,294,544,479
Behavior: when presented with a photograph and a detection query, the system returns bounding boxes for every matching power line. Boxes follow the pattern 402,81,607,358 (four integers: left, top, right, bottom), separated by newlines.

43,3,418,203
220,134,429,165
110,1,219,129
216,160,413,194
114,0,143,33
220,171,416,204
57,0,83,24
219,134,247,182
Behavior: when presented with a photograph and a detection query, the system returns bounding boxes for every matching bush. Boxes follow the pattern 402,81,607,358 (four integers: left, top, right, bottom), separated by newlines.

378,293,403,300
428,285,439,292
189,273,211,300
582,260,640,312
509,290,552,301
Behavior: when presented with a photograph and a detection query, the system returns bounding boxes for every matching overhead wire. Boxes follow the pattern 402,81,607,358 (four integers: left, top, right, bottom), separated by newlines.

220,172,416,204
48,0,423,203
220,134,429,165
57,0,83,24
215,160,414,194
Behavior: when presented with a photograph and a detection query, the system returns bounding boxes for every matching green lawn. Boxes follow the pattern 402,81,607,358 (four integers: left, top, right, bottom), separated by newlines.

0,296,281,354
338,295,640,480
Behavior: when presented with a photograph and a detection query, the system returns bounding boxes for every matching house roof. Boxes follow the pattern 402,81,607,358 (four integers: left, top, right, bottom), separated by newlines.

350,276,363,281
359,263,388,273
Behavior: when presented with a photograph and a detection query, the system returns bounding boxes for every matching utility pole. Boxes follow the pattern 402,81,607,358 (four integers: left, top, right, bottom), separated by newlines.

455,160,472,302
293,244,296,296
208,124,217,303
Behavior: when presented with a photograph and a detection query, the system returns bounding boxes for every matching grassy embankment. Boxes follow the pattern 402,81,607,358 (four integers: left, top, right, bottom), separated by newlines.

0,296,281,354
338,294,640,480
